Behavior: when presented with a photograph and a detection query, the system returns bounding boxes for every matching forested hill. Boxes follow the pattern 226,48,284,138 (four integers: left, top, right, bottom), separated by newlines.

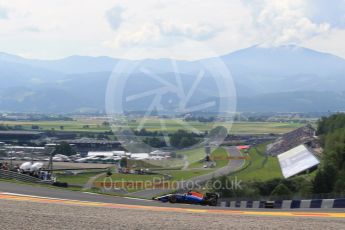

313,113,345,194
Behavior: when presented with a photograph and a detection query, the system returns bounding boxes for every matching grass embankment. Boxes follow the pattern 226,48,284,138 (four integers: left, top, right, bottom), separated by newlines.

188,147,229,169
230,143,283,182
0,178,83,192
55,171,106,186
178,147,205,165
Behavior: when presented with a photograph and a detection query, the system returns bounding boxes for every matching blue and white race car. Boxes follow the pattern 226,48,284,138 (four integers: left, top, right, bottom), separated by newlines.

153,191,218,206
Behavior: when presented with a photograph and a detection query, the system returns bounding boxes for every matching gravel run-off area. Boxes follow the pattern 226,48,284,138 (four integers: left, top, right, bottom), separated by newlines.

1,199,345,230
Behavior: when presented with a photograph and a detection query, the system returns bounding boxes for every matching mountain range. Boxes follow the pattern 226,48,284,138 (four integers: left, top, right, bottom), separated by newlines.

1,45,345,113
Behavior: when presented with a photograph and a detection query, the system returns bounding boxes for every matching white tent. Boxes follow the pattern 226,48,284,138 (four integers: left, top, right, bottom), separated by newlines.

87,151,116,157
149,150,170,156
130,153,149,160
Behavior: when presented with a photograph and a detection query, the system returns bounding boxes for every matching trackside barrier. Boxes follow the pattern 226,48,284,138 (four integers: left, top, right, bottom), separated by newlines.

220,198,345,209
310,199,322,208
246,200,253,208
252,201,260,208
0,169,50,184
333,198,345,208
274,200,282,209
282,200,292,209
300,200,311,208
321,199,334,208
259,201,266,208
265,201,274,208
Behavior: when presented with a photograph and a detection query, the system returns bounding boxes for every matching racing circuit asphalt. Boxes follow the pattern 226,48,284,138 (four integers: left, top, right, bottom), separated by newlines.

1,181,345,213
1,181,345,230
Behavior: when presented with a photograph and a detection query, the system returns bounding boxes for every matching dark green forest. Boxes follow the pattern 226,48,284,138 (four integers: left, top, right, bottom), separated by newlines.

214,113,345,199
313,113,345,194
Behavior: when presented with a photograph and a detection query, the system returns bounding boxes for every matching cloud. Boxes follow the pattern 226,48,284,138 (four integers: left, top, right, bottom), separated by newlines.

243,0,331,46
106,20,221,49
23,26,41,33
0,6,9,20
106,23,162,48
158,21,221,41
306,0,345,29
2,0,345,60
106,6,125,31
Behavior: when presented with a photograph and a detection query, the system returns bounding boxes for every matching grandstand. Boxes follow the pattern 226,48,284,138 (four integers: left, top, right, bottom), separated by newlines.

266,125,316,156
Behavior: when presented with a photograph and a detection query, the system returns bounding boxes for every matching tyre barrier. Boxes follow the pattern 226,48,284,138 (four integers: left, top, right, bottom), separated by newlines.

0,169,54,185
0,169,42,183
220,198,345,209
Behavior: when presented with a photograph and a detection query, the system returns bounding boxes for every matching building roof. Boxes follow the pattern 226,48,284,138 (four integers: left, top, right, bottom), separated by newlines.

61,138,120,144
277,144,320,179
5,146,45,150
87,151,117,157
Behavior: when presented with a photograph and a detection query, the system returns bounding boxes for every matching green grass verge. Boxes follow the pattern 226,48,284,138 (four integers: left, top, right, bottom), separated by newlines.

188,147,229,169
0,178,83,192
178,147,205,165
95,168,215,192
55,171,104,186
230,143,283,182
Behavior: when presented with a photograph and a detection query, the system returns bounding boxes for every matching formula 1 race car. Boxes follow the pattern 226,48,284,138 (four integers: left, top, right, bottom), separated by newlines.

153,191,219,206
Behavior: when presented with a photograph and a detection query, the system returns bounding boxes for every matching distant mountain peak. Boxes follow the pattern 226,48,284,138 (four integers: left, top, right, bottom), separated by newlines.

0,52,24,61
1,45,345,113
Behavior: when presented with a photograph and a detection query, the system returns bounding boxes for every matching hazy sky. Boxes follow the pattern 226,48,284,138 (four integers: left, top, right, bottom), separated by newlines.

1,0,345,60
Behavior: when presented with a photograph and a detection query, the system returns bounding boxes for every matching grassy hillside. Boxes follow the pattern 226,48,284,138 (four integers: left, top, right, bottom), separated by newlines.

56,171,104,186
230,143,282,181
188,147,229,169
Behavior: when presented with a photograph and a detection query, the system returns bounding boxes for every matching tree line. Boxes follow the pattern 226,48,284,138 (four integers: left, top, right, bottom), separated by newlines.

313,113,345,194
212,113,345,199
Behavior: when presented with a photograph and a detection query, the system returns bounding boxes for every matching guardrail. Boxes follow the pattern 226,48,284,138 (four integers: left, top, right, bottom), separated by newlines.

0,169,50,184
219,198,345,209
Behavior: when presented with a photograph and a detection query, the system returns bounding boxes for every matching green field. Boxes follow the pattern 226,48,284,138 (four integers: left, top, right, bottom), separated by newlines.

58,148,227,190
0,120,109,132
56,171,104,186
2,118,290,192
125,119,304,134
55,143,283,193
97,169,212,183
188,147,229,169
0,119,305,134
230,143,283,182
178,147,205,165
95,169,214,192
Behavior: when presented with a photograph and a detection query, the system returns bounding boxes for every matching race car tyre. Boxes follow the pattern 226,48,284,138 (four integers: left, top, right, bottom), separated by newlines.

208,199,218,206
169,195,177,203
